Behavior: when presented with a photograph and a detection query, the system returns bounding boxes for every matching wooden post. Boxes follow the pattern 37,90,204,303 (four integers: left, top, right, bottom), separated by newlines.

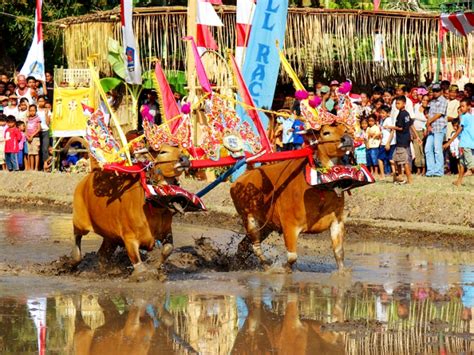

186,0,198,145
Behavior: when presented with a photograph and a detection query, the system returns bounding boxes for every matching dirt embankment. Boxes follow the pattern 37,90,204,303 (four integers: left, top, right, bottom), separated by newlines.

0,171,473,235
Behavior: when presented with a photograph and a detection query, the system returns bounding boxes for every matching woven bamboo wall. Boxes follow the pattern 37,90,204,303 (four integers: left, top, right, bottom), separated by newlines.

60,6,472,85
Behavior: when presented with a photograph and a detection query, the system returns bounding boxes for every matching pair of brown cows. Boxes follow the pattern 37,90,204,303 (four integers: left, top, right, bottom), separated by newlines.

72,123,352,276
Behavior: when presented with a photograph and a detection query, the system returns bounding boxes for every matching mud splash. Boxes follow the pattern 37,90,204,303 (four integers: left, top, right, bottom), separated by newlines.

0,208,473,354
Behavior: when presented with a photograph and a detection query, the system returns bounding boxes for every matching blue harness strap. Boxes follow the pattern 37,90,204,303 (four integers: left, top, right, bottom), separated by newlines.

196,158,247,198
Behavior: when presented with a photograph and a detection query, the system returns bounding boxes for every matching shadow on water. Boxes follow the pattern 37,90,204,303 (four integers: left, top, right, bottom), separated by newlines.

0,280,473,354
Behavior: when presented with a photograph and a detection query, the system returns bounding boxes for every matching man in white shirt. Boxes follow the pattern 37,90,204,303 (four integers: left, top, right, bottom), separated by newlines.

391,85,414,120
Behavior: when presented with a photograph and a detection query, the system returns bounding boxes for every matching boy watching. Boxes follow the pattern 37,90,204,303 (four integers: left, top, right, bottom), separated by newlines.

4,115,21,171
366,114,381,178
444,98,474,186
379,105,396,177
391,96,414,184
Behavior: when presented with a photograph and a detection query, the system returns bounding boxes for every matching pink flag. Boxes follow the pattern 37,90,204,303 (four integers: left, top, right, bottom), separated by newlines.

229,53,272,153
154,61,182,134
183,36,212,94
373,0,381,11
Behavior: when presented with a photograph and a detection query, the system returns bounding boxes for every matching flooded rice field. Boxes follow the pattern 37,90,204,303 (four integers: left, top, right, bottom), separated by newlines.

0,208,473,354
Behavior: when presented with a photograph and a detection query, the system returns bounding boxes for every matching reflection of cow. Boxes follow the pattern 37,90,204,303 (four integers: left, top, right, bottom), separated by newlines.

231,124,353,271
231,293,344,354
73,298,154,355
71,144,190,277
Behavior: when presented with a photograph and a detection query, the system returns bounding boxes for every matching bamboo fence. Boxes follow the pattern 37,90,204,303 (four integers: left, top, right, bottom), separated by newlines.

58,6,473,86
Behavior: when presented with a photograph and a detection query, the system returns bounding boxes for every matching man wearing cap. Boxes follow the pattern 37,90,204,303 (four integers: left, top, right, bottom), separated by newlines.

425,83,448,177
320,85,333,111
329,80,339,93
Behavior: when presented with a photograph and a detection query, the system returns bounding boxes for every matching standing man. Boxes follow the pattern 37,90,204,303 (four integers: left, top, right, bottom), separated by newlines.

45,71,54,102
15,75,36,105
425,83,448,177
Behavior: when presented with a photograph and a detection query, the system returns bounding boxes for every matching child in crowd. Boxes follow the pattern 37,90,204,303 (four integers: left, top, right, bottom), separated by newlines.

17,98,29,123
391,96,414,184
0,115,6,170
354,118,368,165
26,104,41,171
378,105,396,177
4,115,21,171
444,98,474,186
366,114,381,177
448,119,461,173
3,95,19,119
16,121,27,170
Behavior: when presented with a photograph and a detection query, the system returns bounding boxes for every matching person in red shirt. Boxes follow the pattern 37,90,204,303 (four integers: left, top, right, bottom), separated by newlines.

4,115,22,171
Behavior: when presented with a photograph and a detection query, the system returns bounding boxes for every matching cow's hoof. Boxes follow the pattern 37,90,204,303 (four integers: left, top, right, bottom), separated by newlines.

130,263,151,282
284,263,295,273
161,243,173,261
330,267,352,279
264,264,287,274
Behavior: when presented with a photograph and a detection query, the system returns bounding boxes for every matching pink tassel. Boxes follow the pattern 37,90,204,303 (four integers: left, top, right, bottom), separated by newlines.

295,90,309,100
338,81,352,95
309,96,322,108
181,102,191,114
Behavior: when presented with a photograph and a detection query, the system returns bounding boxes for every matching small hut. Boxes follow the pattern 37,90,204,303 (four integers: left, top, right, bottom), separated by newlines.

57,6,473,87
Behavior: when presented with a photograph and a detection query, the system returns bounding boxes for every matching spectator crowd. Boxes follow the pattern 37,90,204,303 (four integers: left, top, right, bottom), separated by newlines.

274,75,474,186
1,70,473,188
0,73,55,172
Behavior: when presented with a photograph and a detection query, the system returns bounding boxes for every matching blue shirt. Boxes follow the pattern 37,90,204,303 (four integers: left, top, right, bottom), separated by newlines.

277,116,294,144
292,119,305,145
459,112,474,149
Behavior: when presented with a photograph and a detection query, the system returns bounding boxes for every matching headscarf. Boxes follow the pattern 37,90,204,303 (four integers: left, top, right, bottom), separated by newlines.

408,88,420,105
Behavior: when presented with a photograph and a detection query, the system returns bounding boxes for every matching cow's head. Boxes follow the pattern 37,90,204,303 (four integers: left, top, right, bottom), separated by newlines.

301,123,353,167
150,144,190,183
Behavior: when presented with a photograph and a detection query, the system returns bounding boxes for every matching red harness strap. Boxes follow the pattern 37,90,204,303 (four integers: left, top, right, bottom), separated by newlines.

102,163,151,198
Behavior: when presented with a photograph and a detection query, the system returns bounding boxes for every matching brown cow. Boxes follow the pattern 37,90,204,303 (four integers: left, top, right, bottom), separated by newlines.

230,123,353,271
71,144,189,277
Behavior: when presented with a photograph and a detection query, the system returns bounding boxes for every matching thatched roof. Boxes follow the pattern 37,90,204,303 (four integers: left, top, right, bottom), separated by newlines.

57,6,472,86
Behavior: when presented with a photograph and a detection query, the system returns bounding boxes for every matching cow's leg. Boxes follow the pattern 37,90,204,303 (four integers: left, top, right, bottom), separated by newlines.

160,232,173,263
330,218,345,270
98,238,118,268
283,225,301,272
71,226,88,266
238,213,270,268
123,236,148,276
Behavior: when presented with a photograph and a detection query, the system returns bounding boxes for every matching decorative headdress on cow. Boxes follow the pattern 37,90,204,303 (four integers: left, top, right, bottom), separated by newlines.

279,44,357,130
200,95,262,160
85,109,127,164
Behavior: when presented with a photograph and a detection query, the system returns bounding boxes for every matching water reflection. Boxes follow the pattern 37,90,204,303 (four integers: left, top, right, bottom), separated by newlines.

0,281,472,354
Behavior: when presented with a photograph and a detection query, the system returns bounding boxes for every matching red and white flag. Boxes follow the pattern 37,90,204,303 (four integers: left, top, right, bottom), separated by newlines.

196,0,223,55
440,12,474,37
121,0,142,84
20,0,45,81
236,0,256,67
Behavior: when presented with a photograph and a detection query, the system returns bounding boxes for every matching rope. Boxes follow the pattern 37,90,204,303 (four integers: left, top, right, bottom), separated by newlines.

0,11,62,26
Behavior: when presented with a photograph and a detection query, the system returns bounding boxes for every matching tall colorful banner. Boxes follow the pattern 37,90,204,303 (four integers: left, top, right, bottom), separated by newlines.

240,0,289,129
120,0,142,84
20,0,45,81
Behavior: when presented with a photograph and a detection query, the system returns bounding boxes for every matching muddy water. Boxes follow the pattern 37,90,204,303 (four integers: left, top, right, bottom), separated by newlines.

0,209,473,354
